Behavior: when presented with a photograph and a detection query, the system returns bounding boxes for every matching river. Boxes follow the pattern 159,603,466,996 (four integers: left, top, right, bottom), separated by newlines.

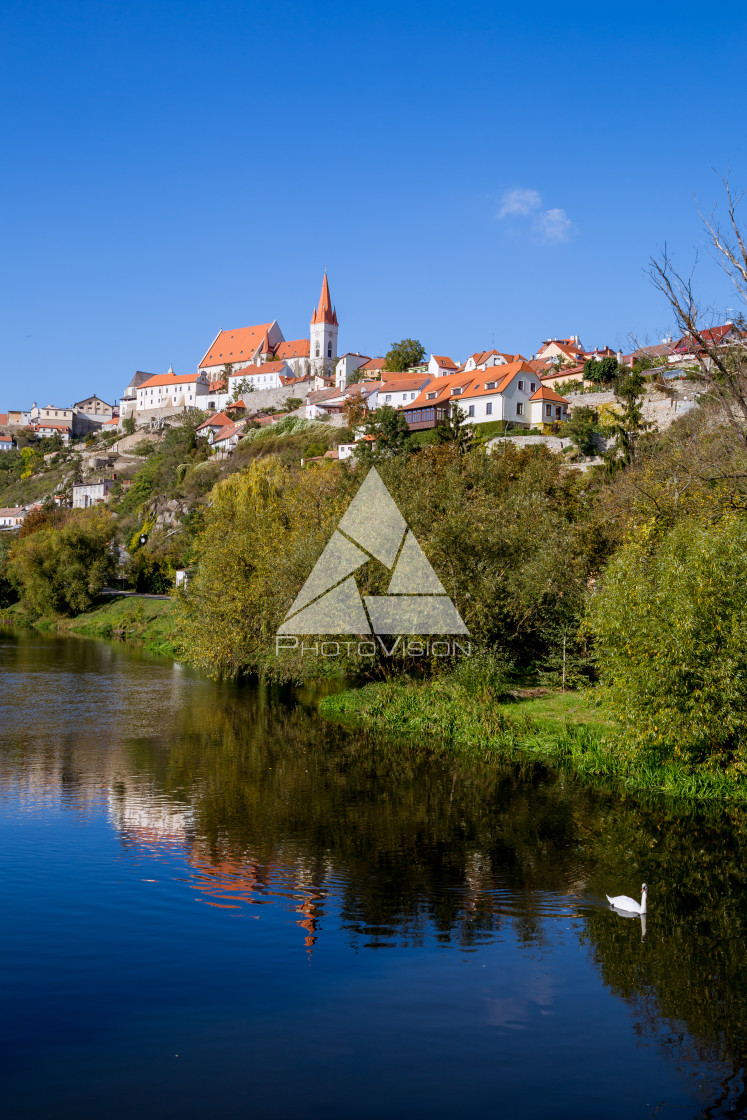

0,630,746,1118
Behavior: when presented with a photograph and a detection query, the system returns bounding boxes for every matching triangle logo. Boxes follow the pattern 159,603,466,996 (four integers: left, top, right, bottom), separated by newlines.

279,468,468,635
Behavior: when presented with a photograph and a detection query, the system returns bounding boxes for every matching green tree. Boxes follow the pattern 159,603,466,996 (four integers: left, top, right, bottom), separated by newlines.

122,416,136,436
359,405,411,459
588,515,747,774
383,339,426,373
564,406,598,457
7,507,115,615
583,356,622,386
231,378,255,402
436,403,474,454
604,369,651,470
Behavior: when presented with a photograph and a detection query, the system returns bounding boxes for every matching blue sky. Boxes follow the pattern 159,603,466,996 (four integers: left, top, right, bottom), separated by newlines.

2,0,746,407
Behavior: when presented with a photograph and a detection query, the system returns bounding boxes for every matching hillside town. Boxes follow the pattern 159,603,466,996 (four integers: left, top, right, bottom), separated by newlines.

0,272,721,524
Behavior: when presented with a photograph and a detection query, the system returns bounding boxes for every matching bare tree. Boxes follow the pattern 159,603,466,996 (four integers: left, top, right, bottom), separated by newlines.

648,175,747,448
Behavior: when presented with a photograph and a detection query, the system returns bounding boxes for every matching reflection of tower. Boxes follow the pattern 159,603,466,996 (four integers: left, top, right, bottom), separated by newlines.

296,889,326,955
310,272,338,375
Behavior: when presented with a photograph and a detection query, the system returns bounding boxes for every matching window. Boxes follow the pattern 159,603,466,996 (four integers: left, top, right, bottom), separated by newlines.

530,382,537,392
411,392,416,400
426,391,437,400
485,381,496,390
545,403,552,417
315,345,320,358
328,344,332,357
517,380,524,391
385,394,392,402
516,402,524,416
486,402,492,415
451,386,463,395
556,406,562,419
467,405,475,417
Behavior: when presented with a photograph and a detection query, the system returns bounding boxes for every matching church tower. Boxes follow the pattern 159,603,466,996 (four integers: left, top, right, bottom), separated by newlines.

310,273,338,376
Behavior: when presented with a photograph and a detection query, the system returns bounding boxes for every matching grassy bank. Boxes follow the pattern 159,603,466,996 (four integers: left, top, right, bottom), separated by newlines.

320,678,747,803
0,595,180,657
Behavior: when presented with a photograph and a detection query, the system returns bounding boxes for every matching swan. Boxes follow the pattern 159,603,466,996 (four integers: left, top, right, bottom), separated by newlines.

606,883,647,915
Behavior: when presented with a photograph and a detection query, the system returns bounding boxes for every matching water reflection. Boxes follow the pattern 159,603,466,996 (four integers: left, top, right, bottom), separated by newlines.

1,630,746,1115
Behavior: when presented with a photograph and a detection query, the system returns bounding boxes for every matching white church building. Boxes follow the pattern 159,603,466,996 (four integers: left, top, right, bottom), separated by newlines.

197,274,339,384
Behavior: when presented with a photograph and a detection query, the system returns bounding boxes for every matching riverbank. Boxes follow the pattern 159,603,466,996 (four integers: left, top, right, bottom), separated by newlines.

0,595,180,657
320,678,747,803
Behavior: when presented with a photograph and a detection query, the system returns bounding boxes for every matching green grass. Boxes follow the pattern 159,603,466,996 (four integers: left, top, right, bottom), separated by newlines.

0,595,181,657
320,678,747,803
65,596,180,656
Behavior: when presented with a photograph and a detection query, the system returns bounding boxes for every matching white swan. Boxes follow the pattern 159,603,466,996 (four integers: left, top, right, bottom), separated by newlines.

606,883,647,915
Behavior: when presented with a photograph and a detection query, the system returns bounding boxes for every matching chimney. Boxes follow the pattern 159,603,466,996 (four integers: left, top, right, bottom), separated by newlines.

616,350,623,363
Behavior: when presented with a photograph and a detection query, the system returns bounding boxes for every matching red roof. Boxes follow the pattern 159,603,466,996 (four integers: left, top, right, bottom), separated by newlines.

405,361,536,409
275,339,310,359
360,358,386,371
138,372,201,390
34,422,71,431
674,323,741,352
530,385,570,404
0,414,8,426
310,273,338,326
199,324,276,368
229,361,289,377
432,355,458,369
196,411,232,430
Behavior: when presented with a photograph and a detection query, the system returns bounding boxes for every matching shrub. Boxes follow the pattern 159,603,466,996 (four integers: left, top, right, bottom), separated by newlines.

7,507,115,616
588,515,747,773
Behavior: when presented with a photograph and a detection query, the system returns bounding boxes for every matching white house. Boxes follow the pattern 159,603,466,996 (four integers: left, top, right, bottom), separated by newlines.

401,362,559,430
211,419,246,457
336,353,370,389
0,507,27,530
135,370,209,413
367,375,432,409
227,361,292,394
0,434,14,452
72,479,116,509
428,355,459,378
33,422,72,443
528,385,570,426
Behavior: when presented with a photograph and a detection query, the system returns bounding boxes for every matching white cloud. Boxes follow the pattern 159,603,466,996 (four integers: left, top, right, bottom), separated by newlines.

497,187,542,219
533,207,574,244
497,187,575,244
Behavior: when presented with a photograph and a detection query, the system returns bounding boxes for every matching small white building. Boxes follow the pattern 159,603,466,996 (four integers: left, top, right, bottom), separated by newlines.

335,353,370,389
428,354,459,378
227,361,291,395
135,370,209,413
34,422,72,443
0,434,14,452
367,375,432,409
528,385,570,426
0,507,27,530
73,479,116,508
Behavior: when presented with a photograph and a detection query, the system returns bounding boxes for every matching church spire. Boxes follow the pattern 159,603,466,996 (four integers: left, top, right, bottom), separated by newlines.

311,272,338,326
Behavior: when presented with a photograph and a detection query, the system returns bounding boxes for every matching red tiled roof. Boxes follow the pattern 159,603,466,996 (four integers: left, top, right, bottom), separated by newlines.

196,411,232,430
360,358,386,371
530,385,570,403
138,372,201,390
229,361,289,378
34,422,71,431
0,414,8,426
275,339,310,359
199,324,275,368
405,361,535,409
432,355,458,368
